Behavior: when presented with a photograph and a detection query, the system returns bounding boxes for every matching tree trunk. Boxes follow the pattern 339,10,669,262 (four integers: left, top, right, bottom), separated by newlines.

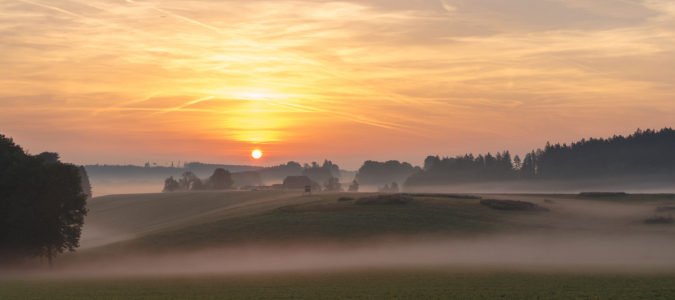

47,246,53,269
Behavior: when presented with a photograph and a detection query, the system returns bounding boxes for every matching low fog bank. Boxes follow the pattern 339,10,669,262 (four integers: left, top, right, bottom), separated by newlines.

403,176,675,194
5,234,675,278
91,181,163,197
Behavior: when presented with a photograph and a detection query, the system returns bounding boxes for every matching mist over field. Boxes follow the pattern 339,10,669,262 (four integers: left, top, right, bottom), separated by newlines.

5,234,675,279
3,189,672,281
3,0,675,297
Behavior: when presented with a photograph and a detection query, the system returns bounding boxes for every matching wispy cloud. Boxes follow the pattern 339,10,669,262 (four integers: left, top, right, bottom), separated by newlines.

1,0,674,165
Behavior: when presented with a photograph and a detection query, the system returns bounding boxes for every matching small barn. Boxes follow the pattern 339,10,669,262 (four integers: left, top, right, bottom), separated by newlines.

283,176,312,189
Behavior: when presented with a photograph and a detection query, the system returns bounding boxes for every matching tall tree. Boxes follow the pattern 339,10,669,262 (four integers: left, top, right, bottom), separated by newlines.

209,168,234,190
348,180,359,192
513,155,522,171
323,176,342,191
179,171,198,191
163,176,180,192
0,135,87,267
78,166,93,199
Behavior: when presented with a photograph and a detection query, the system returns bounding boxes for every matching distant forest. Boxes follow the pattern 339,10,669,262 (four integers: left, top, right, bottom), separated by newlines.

404,128,675,187
86,158,353,190
85,127,675,192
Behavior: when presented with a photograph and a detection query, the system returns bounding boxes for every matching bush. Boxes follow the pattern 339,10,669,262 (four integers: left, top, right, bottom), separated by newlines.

355,194,413,205
480,199,549,212
544,199,556,203
578,192,627,197
401,193,481,199
337,197,354,201
644,215,673,224
656,206,675,212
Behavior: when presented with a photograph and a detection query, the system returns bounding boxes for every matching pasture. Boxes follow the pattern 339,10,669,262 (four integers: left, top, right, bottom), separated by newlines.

3,191,675,299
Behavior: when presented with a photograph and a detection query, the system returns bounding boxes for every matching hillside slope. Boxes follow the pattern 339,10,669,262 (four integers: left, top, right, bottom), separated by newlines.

80,190,321,248
79,192,675,255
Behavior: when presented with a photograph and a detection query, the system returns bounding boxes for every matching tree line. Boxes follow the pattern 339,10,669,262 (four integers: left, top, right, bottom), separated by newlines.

405,127,675,187
163,168,235,192
0,135,89,267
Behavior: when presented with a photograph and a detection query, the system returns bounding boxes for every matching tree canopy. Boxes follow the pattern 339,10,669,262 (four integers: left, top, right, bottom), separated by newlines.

355,160,421,186
0,135,88,266
404,127,675,188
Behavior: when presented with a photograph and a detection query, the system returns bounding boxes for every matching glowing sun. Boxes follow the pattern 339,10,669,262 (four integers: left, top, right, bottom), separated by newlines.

252,150,262,159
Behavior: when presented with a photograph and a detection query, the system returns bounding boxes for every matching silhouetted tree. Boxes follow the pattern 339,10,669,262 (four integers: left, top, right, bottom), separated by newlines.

0,135,87,267
78,166,93,199
209,168,234,190
513,155,522,171
390,182,399,193
302,163,333,184
191,178,207,191
179,171,198,191
37,152,60,164
256,161,303,182
321,159,341,178
231,171,263,188
163,176,180,192
520,151,537,179
323,176,342,191
424,155,440,171
355,160,421,186
348,180,359,192
36,152,92,198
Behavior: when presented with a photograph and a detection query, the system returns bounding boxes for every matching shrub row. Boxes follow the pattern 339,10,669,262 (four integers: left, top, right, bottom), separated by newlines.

656,206,675,212
337,197,354,201
480,199,549,212
355,194,413,205
401,193,481,199
578,192,627,197
644,215,674,224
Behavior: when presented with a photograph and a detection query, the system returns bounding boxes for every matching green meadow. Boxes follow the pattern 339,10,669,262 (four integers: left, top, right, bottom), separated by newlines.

3,270,675,299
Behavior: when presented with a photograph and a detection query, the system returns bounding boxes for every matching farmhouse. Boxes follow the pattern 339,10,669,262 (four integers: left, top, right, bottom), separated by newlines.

283,176,312,189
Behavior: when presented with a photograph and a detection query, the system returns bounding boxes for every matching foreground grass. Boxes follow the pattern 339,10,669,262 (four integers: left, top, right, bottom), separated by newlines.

2,270,675,299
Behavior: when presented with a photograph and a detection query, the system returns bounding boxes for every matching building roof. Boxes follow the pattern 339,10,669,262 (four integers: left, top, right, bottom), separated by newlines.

283,176,312,189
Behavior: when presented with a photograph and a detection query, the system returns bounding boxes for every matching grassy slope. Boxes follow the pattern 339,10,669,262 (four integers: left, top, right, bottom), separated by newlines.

81,192,675,254
2,270,675,299
6,193,675,299
80,190,322,248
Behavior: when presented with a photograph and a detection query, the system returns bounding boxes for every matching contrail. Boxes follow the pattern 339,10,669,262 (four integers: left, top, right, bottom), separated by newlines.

152,96,216,115
18,0,86,19
93,93,163,116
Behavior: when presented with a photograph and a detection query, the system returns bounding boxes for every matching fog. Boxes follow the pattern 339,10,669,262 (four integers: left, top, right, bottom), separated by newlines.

92,181,163,197
401,176,675,194
4,233,675,279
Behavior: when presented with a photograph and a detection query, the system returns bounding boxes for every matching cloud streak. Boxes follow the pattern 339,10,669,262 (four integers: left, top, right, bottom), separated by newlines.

1,0,674,167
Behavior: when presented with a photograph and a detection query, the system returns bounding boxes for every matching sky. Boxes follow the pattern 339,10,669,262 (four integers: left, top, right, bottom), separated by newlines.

1,0,675,170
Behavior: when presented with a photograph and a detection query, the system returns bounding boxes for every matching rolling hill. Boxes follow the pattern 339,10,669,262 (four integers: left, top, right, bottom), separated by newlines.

77,191,675,256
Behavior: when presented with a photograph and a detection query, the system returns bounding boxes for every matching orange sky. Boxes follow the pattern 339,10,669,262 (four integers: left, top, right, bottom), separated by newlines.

2,0,675,169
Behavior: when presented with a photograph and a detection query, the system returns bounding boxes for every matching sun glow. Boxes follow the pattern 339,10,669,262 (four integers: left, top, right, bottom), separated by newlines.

252,150,262,159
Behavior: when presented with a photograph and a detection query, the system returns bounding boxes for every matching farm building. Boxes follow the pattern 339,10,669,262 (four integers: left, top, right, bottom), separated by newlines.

283,176,312,189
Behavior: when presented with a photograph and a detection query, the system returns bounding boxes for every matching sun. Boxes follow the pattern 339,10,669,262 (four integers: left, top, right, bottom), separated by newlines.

252,150,262,159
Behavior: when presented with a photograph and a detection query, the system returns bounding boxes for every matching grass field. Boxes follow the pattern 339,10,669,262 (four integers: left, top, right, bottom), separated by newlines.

2,270,675,299
4,191,675,298
78,191,675,253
